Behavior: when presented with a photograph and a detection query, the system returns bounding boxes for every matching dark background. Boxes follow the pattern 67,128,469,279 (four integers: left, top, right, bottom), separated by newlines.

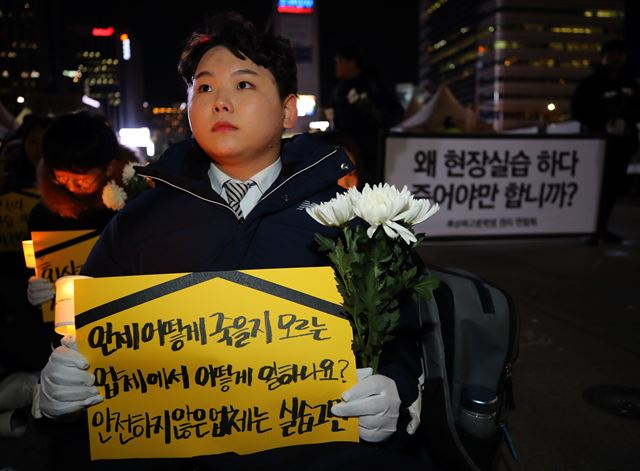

54,0,419,106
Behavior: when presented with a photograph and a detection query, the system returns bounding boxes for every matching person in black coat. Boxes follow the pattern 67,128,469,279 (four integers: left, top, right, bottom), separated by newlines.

571,39,640,245
30,12,430,471
330,45,404,186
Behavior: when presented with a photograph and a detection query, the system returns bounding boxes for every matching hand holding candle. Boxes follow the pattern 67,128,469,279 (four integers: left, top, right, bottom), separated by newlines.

27,276,55,306
54,275,91,335
21,240,36,269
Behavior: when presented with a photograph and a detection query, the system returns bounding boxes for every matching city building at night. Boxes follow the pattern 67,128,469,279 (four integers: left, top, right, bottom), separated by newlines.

61,24,145,130
419,0,626,130
0,0,67,119
0,1,144,131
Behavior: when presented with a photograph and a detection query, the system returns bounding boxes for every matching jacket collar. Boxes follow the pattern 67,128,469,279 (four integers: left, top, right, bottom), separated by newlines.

136,134,353,207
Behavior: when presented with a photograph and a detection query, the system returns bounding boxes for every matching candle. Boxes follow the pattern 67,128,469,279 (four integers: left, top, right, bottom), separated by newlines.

22,240,36,269
54,275,91,335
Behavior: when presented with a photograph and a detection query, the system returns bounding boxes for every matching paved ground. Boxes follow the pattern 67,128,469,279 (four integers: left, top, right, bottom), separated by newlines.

1,197,639,470
419,196,640,471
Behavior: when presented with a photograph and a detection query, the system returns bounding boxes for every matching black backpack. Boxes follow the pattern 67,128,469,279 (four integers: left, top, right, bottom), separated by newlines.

417,266,520,471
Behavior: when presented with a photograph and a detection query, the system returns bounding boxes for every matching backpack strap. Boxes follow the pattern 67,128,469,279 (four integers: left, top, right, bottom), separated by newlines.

417,294,481,471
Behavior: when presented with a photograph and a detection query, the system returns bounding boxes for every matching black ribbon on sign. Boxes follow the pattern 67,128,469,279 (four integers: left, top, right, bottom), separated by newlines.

75,270,346,328
34,229,102,258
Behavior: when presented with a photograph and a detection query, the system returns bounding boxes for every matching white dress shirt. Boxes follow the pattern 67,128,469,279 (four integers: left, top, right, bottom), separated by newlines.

207,158,282,217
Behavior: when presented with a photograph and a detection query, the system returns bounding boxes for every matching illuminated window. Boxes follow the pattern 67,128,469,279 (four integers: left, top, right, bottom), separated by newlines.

433,39,447,50
426,0,448,15
596,10,623,18
551,26,593,34
494,40,506,50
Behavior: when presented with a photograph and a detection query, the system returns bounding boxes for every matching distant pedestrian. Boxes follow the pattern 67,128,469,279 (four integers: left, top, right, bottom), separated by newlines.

330,45,404,185
0,115,52,193
571,39,640,245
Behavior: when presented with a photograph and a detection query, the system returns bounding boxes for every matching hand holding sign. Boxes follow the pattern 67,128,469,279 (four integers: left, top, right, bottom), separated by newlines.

73,267,359,460
27,276,55,306
33,335,104,419
331,367,401,443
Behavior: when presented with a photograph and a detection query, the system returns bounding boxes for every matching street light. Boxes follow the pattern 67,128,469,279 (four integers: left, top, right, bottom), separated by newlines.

16,96,25,104
547,102,556,111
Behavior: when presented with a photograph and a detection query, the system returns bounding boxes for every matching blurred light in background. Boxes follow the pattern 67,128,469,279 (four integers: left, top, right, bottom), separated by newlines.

92,26,114,37
119,127,155,157
277,0,314,14
309,121,330,132
120,34,131,61
82,95,101,109
297,95,316,117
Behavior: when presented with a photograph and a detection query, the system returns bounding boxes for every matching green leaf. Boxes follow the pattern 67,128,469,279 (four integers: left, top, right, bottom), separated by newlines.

315,233,336,253
414,273,440,300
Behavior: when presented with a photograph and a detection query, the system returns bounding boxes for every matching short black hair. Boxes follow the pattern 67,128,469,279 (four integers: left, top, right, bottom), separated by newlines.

601,38,626,55
17,114,53,141
336,45,362,68
178,11,297,100
42,111,119,172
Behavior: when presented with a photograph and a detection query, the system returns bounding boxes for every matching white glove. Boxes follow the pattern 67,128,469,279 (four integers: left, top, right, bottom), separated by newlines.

32,335,103,419
27,276,55,306
331,367,401,443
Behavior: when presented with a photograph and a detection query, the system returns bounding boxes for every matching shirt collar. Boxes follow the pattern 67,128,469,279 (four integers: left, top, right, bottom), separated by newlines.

208,158,282,195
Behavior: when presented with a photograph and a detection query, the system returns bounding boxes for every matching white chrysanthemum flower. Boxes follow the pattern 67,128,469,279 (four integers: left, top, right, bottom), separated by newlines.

396,197,440,226
102,180,128,210
306,191,356,227
121,162,137,184
353,183,439,244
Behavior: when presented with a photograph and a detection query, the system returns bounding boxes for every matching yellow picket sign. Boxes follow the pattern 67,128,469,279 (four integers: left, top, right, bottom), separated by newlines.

0,189,39,252
31,230,100,322
74,266,359,461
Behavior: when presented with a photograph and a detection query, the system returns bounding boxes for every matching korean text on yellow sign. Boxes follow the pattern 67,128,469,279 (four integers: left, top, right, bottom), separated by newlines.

0,189,39,252
74,266,358,460
31,229,100,322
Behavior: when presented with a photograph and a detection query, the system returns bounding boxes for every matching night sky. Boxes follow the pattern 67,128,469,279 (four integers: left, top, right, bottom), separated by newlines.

55,1,418,106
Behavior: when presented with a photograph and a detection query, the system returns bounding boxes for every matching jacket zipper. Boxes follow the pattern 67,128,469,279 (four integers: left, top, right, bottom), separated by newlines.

139,147,339,220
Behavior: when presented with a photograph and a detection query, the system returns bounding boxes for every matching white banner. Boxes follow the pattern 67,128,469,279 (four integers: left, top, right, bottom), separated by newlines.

384,135,605,236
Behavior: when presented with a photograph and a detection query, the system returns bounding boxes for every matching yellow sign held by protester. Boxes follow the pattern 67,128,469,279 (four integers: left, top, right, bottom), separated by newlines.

74,267,358,460
31,230,100,322
0,189,39,252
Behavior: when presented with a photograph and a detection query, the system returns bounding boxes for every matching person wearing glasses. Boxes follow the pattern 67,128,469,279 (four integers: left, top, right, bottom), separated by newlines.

26,111,148,307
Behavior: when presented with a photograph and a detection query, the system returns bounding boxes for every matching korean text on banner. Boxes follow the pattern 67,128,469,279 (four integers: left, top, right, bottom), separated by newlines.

74,267,358,460
385,136,605,236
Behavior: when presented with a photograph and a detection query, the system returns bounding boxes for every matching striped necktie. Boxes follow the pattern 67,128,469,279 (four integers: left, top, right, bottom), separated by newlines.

223,180,255,220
